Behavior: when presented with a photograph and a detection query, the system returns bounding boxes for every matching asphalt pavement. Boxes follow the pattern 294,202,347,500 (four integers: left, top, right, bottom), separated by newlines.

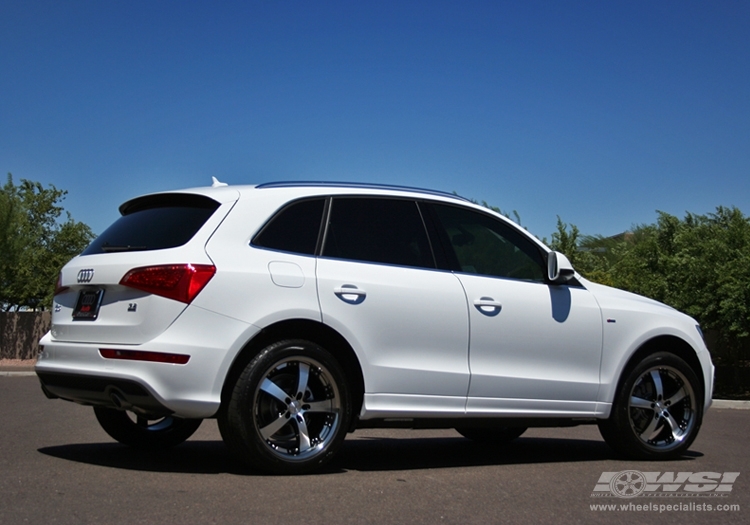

1,376,748,524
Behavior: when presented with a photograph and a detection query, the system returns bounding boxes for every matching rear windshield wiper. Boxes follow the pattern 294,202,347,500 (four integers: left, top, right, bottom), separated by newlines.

100,244,147,252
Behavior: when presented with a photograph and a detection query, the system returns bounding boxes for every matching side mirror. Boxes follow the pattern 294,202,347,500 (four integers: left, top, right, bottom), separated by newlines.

547,251,576,284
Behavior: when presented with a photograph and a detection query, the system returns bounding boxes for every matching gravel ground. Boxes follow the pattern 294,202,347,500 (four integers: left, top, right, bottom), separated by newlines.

0,359,36,372
0,359,36,367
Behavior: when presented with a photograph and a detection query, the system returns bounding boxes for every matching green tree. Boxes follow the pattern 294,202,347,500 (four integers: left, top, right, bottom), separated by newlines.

548,216,581,263
0,174,95,311
552,207,750,365
547,217,616,285
611,207,750,363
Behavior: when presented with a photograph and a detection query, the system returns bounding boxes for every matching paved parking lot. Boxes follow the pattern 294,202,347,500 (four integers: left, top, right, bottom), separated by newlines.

1,375,748,524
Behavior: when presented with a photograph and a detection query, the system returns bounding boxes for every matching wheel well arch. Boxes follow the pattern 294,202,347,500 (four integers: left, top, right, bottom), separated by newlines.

614,335,705,404
219,319,365,421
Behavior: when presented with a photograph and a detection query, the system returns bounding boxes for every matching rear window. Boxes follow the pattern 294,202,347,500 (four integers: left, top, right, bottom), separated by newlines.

81,194,220,255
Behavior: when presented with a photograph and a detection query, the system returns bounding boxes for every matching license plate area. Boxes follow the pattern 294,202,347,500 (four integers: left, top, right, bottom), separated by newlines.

73,289,104,321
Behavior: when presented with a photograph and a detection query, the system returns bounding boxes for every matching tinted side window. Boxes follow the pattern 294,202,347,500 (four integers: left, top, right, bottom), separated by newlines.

82,194,219,255
430,203,545,282
253,198,325,255
323,198,435,268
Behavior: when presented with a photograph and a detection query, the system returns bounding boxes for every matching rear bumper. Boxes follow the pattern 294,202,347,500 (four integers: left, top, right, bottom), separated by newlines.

36,305,260,418
35,344,223,418
37,371,173,416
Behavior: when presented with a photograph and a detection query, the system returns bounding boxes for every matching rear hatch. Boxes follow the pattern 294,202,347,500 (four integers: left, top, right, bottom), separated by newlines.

50,190,238,345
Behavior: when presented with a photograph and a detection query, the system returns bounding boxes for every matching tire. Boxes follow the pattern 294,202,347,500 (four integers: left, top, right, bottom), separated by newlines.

455,426,527,443
598,352,703,460
93,407,202,448
219,339,352,474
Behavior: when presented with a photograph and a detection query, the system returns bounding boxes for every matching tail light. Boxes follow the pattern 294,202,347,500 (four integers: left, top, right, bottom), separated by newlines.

119,264,216,303
54,272,69,296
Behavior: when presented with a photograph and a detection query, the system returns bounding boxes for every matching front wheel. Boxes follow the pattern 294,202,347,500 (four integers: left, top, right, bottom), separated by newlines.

93,407,202,448
598,352,703,460
219,340,352,474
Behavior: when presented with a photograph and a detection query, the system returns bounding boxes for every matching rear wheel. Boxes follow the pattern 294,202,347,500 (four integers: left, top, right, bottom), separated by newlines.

455,426,526,443
93,407,202,448
598,352,702,459
219,340,352,474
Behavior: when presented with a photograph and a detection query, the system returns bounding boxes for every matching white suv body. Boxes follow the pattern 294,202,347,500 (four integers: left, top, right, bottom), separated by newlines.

37,182,714,473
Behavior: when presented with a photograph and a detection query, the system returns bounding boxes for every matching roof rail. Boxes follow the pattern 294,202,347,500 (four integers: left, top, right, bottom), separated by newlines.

255,181,469,202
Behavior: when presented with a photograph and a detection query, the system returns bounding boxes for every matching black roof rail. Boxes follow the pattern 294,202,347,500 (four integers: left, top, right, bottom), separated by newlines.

255,181,470,202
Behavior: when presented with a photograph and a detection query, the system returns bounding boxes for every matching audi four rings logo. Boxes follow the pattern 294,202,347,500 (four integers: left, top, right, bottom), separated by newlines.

77,269,95,283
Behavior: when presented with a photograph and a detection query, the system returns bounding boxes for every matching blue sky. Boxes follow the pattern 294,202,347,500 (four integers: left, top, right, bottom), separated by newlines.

2,1,748,240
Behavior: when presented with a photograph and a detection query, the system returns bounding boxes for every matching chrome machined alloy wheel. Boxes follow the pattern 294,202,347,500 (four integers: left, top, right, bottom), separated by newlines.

598,352,703,460
627,365,696,452
220,339,352,474
253,356,342,461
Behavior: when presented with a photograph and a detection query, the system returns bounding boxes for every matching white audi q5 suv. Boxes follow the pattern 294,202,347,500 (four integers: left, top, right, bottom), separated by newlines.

37,181,714,473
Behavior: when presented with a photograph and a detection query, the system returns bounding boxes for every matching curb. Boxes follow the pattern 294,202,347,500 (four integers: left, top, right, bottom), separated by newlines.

0,371,36,377
711,399,750,410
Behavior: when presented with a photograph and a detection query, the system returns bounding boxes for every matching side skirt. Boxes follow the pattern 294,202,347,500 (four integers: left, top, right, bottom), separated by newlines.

354,417,598,430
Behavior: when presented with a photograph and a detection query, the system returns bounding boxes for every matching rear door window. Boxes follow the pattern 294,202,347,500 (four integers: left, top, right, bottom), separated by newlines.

322,197,435,268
